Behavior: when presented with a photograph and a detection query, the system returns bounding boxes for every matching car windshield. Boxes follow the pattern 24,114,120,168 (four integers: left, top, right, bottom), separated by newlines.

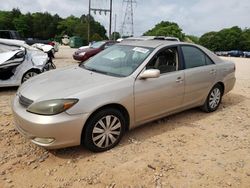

81,45,153,77
90,41,106,49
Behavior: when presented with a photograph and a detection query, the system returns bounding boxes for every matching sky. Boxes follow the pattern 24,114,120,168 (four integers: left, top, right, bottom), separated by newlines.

0,0,250,37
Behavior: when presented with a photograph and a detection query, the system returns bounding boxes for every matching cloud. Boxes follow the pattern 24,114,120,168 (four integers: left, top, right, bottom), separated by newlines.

0,0,249,37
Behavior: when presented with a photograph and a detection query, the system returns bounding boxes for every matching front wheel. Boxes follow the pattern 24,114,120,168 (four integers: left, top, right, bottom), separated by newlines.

201,84,222,112
83,108,125,152
22,70,39,83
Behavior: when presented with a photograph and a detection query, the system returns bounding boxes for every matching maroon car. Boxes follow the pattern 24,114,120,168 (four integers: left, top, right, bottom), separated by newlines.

73,41,117,62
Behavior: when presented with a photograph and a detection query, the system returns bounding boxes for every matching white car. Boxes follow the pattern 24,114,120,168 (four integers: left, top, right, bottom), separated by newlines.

0,39,50,87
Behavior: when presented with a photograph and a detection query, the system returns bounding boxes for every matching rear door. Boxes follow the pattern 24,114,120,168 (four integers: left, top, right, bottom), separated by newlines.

181,45,217,107
134,46,185,124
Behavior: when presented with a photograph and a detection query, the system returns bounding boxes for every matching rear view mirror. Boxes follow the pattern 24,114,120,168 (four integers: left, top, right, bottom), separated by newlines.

139,69,160,79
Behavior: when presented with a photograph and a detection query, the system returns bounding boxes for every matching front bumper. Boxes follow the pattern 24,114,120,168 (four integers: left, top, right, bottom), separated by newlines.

12,95,90,149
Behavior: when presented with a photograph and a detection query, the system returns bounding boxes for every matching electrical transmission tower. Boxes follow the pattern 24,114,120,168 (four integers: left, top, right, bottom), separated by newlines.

121,0,136,37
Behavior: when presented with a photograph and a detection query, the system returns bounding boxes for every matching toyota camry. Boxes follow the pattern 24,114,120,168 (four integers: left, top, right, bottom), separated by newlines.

12,40,236,152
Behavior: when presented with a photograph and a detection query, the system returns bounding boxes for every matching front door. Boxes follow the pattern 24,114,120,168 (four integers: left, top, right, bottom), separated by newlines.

134,46,185,124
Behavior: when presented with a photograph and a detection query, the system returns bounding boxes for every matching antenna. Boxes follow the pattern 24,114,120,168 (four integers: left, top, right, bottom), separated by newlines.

121,0,136,37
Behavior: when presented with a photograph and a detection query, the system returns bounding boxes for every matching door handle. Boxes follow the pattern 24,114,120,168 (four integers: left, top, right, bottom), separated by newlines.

176,77,183,83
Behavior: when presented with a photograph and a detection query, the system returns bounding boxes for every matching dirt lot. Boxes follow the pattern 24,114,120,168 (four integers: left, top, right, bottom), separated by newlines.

0,46,250,188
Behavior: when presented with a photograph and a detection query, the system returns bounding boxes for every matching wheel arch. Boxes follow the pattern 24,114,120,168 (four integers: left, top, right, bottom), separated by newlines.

216,81,225,96
80,103,130,144
21,68,41,83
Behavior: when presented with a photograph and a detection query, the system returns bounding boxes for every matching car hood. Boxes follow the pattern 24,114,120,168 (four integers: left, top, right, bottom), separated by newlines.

19,65,120,102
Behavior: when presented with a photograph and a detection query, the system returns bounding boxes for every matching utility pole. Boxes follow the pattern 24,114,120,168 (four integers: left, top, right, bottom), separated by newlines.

88,0,91,43
88,0,113,42
113,14,117,40
109,0,112,40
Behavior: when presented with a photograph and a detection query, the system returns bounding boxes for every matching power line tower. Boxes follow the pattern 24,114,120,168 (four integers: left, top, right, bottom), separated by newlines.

121,0,136,37
88,0,113,42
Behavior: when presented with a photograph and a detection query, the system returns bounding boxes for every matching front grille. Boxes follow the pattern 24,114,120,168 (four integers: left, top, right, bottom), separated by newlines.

19,95,33,108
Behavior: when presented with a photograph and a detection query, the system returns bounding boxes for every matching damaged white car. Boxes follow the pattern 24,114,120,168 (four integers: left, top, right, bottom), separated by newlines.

0,39,51,87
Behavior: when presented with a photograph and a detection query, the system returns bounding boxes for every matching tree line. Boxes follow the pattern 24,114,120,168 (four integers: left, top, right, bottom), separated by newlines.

199,26,250,51
0,8,107,43
0,9,249,51
143,21,250,51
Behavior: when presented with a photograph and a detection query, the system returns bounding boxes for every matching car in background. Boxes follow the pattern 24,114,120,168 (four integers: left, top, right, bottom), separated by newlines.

215,51,228,56
0,30,21,40
0,38,51,87
73,40,117,62
227,50,244,57
243,51,250,58
12,40,235,152
0,30,59,53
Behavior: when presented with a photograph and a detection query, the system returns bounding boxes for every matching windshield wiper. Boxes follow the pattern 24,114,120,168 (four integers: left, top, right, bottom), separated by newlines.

81,64,123,77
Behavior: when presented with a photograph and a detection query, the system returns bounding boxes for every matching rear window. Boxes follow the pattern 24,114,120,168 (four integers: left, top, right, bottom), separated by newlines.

182,46,214,69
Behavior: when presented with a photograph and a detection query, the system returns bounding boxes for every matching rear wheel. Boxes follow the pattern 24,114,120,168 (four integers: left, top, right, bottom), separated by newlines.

201,84,222,112
83,108,125,152
22,70,39,83
47,62,56,70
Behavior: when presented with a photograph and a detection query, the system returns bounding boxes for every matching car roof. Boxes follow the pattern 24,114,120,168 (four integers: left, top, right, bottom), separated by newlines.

119,40,180,48
119,40,224,64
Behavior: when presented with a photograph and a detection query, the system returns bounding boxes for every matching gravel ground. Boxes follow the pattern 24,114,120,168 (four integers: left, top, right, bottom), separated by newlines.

0,46,250,188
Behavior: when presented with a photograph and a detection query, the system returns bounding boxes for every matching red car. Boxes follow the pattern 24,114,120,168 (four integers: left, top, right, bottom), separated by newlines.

73,41,117,62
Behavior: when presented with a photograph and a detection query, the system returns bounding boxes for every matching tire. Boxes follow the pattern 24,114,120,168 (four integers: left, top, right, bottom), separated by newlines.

201,84,223,113
47,62,56,70
21,70,40,83
83,108,126,152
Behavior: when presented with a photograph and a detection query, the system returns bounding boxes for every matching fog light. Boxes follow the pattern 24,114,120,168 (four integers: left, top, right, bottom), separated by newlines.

33,137,55,144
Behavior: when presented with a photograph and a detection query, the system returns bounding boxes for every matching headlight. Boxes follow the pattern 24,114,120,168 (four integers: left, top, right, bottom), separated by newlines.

79,52,86,56
27,99,78,115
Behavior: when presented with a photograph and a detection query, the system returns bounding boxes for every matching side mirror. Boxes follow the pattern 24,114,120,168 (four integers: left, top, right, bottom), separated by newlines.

139,69,160,79
15,50,25,58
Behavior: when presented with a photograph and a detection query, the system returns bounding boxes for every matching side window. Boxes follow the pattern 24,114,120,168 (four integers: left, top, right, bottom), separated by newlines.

146,47,178,74
182,46,208,69
205,55,214,65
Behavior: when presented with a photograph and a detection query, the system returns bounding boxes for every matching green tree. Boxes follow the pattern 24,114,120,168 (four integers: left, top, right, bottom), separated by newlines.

111,32,121,40
57,15,79,37
91,33,103,41
239,28,250,51
185,35,199,44
32,12,60,39
199,32,218,51
0,11,15,30
199,26,245,51
13,15,30,38
143,21,185,41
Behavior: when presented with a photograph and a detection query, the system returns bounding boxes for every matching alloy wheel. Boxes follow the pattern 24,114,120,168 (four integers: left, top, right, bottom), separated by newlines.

209,88,221,109
92,115,121,149
22,72,38,82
